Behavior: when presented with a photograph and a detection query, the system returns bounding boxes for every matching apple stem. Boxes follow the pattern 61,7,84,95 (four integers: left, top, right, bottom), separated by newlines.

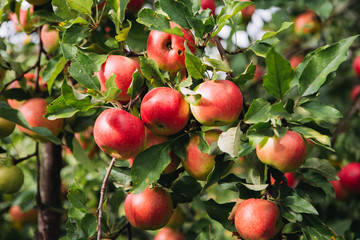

96,157,116,240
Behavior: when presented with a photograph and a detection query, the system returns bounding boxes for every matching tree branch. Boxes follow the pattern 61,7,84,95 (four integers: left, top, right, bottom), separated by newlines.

213,36,234,79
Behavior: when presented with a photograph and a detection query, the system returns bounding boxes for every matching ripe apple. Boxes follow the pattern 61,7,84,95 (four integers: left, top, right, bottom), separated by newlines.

238,0,256,20
124,186,173,230
253,65,265,83
147,22,196,72
41,25,60,54
353,56,360,77
96,55,141,103
350,84,360,102
234,198,283,240
93,108,146,160
284,172,299,188
74,127,98,158
165,206,185,230
26,0,51,6
201,0,216,16
289,55,304,69
17,98,63,141
140,87,190,136
9,7,36,32
0,117,16,138
126,0,145,14
256,130,307,172
190,80,243,126
338,162,360,194
294,10,320,36
0,165,24,194
154,227,186,240
181,130,220,181
9,206,37,224
330,180,349,201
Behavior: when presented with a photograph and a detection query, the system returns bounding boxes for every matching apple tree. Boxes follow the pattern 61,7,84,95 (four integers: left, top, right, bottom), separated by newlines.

0,0,359,239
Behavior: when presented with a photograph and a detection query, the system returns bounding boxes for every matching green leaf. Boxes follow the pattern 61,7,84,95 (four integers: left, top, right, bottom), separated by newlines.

42,56,67,95
198,132,210,154
203,199,236,232
32,10,63,22
60,42,78,60
281,206,303,223
239,182,269,191
298,101,342,120
131,141,172,194
110,167,132,188
62,80,96,111
185,52,205,79
217,126,242,157
305,0,333,19
302,214,344,240
62,25,90,44
115,21,132,42
137,9,170,30
299,158,337,181
204,57,232,73
291,126,331,148
261,22,293,40
119,0,131,22
203,157,233,190
296,35,358,97
139,57,165,87
246,122,273,147
46,95,78,120
52,0,74,20
232,62,256,85
171,176,202,204
80,213,97,237
72,137,95,171
263,48,294,100
67,184,88,210
67,0,93,16
66,218,81,240
249,37,279,58
244,98,271,124
299,171,335,198
283,195,318,215
160,0,192,29
127,71,144,99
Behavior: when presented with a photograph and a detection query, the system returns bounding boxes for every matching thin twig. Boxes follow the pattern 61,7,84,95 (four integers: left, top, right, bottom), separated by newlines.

213,36,234,79
97,157,116,240
11,151,38,165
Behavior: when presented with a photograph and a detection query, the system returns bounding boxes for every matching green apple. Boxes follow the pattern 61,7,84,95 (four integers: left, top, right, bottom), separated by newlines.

0,117,16,138
0,165,24,194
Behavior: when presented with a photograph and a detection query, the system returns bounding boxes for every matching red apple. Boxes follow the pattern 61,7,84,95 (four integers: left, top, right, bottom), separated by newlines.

289,55,304,69
350,84,360,102
93,108,146,160
294,10,320,36
353,56,360,77
41,25,60,54
26,0,51,6
126,0,145,14
330,180,349,201
284,172,299,188
190,80,243,126
9,206,37,224
256,130,307,172
238,0,256,20
181,130,220,181
74,127,98,158
0,117,16,138
338,162,360,194
97,55,141,103
17,98,63,141
201,0,216,16
0,165,24,194
154,227,186,240
9,7,37,32
147,22,196,72
124,186,173,230
140,87,190,136
253,65,265,83
234,198,283,240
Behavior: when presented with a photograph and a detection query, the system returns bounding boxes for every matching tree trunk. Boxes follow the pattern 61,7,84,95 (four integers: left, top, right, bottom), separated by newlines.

36,142,63,240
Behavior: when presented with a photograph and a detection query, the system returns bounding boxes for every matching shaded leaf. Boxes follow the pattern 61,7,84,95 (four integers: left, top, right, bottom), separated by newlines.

203,199,236,232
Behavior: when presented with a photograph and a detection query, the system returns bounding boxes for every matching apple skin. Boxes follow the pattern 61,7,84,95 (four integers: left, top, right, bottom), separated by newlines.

289,55,304,69
154,227,186,240
284,172,299,188
9,206,37,224
256,131,307,173
140,87,190,136
9,7,36,32
0,165,24,194
147,22,196,72
350,84,360,102
201,0,216,16
190,80,243,126
93,108,146,160
41,25,60,54
17,98,63,141
238,0,256,20
330,180,349,201
253,65,265,83
126,0,145,14
353,56,360,77
124,186,173,230
0,117,16,138
26,0,51,6
181,130,220,181
97,55,141,103
234,198,283,240
338,162,360,194
294,10,320,36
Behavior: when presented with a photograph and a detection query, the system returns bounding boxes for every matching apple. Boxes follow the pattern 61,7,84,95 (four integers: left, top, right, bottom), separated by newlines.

93,108,146,160
41,25,60,54
330,180,349,201
0,165,24,194
74,127,98,158
181,130,220,181
338,162,360,194
353,56,360,77
126,0,145,14
289,55,304,69
253,65,265,83
154,227,186,240
165,206,185,230
9,7,36,32
0,117,16,138
238,0,256,20
201,0,216,16
350,84,360,102
26,0,51,6
190,80,243,126
17,98,63,141
284,172,299,188
9,206,37,224
256,130,307,172
234,198,283,240
147,22,196,72
140,87,190,136
124,186,173,230
128,129,181,173
294,10,320,36
96,55,141,103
